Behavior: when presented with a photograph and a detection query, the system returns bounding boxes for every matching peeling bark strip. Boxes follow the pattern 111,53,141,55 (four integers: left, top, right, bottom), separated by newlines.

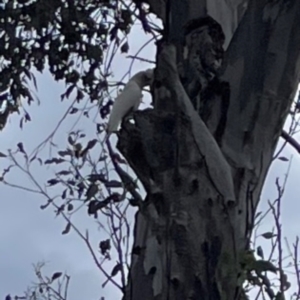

157,44,235,205
118,0,300,299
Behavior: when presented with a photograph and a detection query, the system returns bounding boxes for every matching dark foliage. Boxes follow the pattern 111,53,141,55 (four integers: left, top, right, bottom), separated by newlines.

0,0,135,127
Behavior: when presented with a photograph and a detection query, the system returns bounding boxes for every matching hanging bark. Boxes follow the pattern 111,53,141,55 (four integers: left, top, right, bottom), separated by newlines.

118,0,300,299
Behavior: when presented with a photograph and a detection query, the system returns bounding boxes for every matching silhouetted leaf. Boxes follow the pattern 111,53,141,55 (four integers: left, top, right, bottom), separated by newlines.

25,112,31,121
65,84,76,99
77,182,85,199
120,42,129,53
88,199,109,215
99,239,111,255
256,246,264,259
17,142,25,153
111,263,122,277
51,272,63,281
261,232,276,239
74,143,82,158
96,123,105,133
48,178,59,186
76,89,84,101
58,150,73,157
70,107,79,114
56,170,72,176
85,183,98,200
40,199,52,210
45,158,65,164
0,152,7,158
56,204,65,215
81,139,98,157
67,180,76,186
68,135,74,145
99,155,107,162
88,139,98,149
2,166,11,177
62,222,71,235
62,189,67,199
278,156,289,161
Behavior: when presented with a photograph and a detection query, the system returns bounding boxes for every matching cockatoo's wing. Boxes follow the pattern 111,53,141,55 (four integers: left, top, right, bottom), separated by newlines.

107,80,142,133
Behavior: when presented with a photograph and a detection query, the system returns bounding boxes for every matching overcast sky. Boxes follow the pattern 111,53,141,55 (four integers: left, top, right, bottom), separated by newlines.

1,18,300,300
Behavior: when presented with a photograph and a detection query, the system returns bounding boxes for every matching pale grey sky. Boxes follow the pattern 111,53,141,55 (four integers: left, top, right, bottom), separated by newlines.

1,17,300,300
0,22,157,299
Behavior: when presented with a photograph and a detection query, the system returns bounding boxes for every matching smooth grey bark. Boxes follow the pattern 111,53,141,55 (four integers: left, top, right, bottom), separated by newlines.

142,0,248,48
118,0,300,299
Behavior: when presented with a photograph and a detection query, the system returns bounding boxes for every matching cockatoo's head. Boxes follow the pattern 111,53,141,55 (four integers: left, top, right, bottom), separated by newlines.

132,68,154,89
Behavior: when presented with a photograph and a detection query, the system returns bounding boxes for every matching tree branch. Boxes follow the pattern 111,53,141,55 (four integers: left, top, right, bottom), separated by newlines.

281,130,300,154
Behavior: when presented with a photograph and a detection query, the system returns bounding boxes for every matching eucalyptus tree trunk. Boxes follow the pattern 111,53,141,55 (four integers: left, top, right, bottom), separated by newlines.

118,0,300,299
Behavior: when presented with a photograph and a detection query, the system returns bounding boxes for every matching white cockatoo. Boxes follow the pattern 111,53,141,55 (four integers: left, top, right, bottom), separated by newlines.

107,68,153,133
